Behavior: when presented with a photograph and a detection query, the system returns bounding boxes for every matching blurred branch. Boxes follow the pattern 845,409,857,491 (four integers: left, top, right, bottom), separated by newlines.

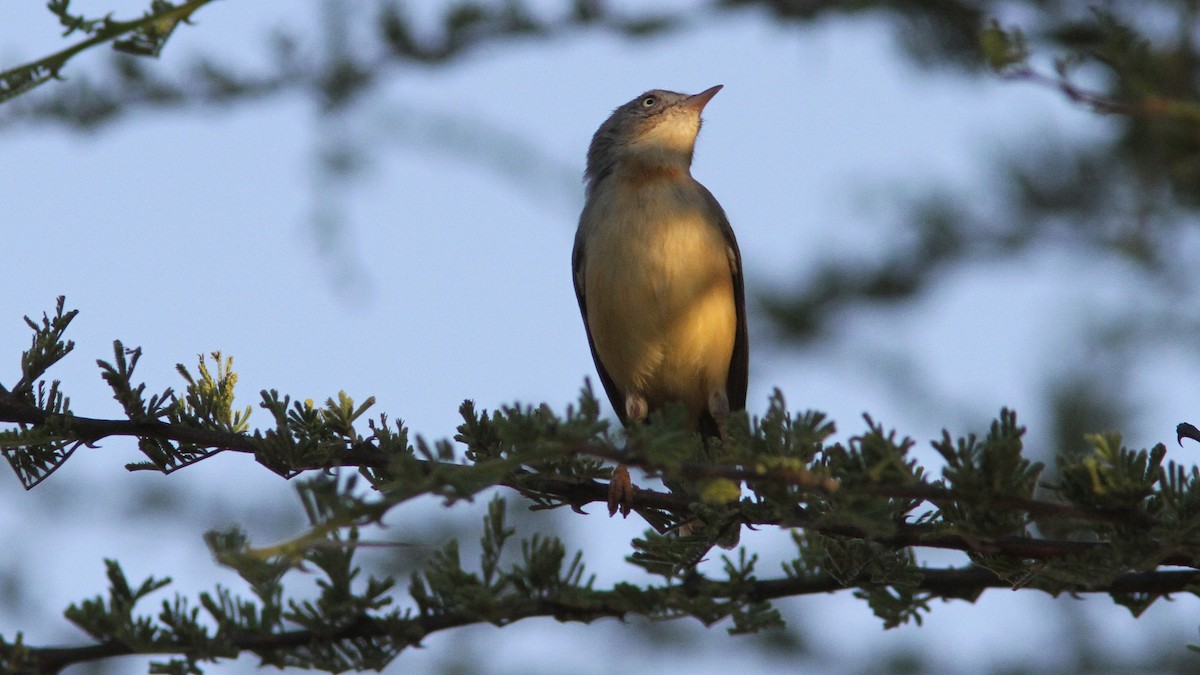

1003,63,1200,123
0,0,217,104
0,1,686,129
981,18,1200,125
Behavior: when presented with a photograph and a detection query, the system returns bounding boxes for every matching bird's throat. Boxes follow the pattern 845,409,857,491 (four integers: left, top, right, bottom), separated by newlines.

619,162,686,184
618,159,687,186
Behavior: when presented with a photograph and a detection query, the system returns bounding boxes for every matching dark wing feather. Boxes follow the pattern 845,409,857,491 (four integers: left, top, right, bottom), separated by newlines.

699,183,749,413
572,229,629,426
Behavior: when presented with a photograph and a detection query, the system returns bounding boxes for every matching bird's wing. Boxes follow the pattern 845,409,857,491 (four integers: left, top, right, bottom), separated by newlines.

698,183,749,413
572,227,629,426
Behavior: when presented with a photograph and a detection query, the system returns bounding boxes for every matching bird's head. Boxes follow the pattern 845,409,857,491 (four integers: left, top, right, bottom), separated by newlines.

585,85,722,192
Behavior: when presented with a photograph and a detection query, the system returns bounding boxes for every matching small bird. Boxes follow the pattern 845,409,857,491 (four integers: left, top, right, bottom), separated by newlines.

571,85,748,522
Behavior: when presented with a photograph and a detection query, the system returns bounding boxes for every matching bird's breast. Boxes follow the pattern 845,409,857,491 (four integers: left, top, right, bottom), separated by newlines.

581,178,737,413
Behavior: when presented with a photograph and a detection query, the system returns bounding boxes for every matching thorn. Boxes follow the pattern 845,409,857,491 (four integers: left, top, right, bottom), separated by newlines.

1176,422,1200,447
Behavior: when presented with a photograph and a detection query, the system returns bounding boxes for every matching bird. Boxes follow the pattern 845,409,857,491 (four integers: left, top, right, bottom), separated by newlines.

571,85,748,528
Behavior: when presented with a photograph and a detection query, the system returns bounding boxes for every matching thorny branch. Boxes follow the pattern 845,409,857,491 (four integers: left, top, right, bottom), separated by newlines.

1,393,1196,568
20,566,1200,673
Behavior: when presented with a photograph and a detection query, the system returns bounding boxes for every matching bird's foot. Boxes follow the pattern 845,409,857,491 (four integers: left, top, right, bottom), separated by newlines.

607,464,635,518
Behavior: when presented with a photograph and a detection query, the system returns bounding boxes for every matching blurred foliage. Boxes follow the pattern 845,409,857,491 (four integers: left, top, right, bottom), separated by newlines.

0,10,1184,273
2,300,1200,671
5,1,1198,278
4,0,1194,448
760,0,1200,295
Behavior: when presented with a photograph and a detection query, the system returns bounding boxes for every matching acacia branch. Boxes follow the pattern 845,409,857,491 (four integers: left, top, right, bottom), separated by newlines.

19,566,1200,673
0,394,253,452
2,397,1195,568
577,444,1156,526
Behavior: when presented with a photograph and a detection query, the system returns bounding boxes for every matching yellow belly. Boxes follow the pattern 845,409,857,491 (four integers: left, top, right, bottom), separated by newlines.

583,185,736,421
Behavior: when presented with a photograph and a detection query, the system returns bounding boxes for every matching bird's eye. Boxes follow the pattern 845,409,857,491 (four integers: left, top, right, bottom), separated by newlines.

641,96,656,108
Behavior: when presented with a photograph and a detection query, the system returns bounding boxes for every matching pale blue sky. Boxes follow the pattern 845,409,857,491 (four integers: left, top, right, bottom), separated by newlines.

3,2,1199,673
